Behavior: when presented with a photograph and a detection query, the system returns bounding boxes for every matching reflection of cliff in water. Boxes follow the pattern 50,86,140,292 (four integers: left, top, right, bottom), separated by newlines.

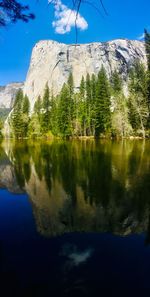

1,140,150,238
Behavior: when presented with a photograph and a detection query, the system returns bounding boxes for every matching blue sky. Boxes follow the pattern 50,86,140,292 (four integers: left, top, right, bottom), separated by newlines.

0,0,150,85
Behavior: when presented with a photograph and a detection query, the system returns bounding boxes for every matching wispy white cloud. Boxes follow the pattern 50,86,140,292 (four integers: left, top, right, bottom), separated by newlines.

49,0,88,34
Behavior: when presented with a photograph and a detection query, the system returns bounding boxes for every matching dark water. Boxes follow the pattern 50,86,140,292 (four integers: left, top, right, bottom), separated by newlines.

0,140,150,296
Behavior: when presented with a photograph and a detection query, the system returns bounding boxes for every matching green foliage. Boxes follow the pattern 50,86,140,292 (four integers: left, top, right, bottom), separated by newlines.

128,60,149,137
11,90,30,138
9,62,150,139
57,84,73,137
95,67,111,137
145,29,150,71
144,29,150,126
34,95,42,116
67,72,74,95
41,83,50,134
0,0,35,27
22,95,30,115
111,70,123,93
0,119,3,137
11,89,24,138
28,114,41,138
112,93,132,137
128,60,147,97
0,108,11,122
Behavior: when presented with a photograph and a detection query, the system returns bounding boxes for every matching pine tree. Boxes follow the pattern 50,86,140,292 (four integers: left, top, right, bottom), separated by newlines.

85,73,92,135
22,95,30,137
67,72,75,132
95,67,111,137
57,84,72,137
80,76,85,98
13,89,23,110
128,61,148,137
129,60,147,97
34,95,42,116
144,29,150,126
50,94,59,135
112,93,132,137
67,72,74,95
11,89,24,138
145,29,150,71
91,74,96,135
0,119,3,137
79,76,86,135
41,83,50,134
22,95,30,114
111,70,122,93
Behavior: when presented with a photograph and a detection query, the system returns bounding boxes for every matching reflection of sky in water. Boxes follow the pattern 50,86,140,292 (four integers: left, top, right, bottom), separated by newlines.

61,244,93,267
1,187,150,294
1,141,150,294
68,249,93,266
60,244,94,270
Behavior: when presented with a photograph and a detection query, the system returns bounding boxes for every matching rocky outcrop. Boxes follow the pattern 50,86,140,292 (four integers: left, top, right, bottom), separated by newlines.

24,39,146,110
0,82,24,109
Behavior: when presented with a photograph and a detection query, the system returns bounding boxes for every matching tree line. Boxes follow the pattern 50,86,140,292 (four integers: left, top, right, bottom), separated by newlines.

9,30,150,139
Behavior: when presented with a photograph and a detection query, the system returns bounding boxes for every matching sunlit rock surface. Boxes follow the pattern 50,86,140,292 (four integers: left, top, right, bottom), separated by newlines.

0,83,24,109
24,39,146,110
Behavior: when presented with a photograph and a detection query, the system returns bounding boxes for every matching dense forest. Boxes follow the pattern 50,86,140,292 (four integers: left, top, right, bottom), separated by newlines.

5,30,150,139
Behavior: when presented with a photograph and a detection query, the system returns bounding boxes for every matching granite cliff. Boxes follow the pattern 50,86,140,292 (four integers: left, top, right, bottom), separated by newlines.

0,39,146,112
23,39,146,110
0,82,24,109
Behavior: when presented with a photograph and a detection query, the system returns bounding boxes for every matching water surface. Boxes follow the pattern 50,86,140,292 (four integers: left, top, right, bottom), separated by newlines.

0,140,150,296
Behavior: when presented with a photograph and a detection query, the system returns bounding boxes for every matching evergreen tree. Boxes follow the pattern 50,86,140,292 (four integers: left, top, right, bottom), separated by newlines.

22,95,30,115
91,74,96,135
67,72,74,95
28,114,41,138
129,60,147,97
41,83,50,134
85,73,92,135
79,76,86,135
144,29,150,126
13,89,23,109
22,95,30,137
128,61,148,137
111,70,123,93
11,89,24,138
95,67,111,137
145,29,150,71
67,72,75,132
80,76,85,98
0,119,3,138
34,95,42,116
57,84,72,137
50,94,59,135
112,93,132,137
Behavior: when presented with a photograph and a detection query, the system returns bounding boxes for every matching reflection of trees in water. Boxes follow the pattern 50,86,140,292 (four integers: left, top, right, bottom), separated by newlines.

9,142,31,189
1,140,150,237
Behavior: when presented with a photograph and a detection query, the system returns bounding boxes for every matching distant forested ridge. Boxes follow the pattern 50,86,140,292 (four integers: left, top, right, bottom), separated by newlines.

4,31,150,139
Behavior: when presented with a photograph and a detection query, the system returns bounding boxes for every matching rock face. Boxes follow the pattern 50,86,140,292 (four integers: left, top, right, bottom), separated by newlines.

24,39,146,110
0,82,24,109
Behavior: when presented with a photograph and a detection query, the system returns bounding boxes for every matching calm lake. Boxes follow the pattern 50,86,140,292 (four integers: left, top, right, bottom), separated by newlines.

0,139,150,296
